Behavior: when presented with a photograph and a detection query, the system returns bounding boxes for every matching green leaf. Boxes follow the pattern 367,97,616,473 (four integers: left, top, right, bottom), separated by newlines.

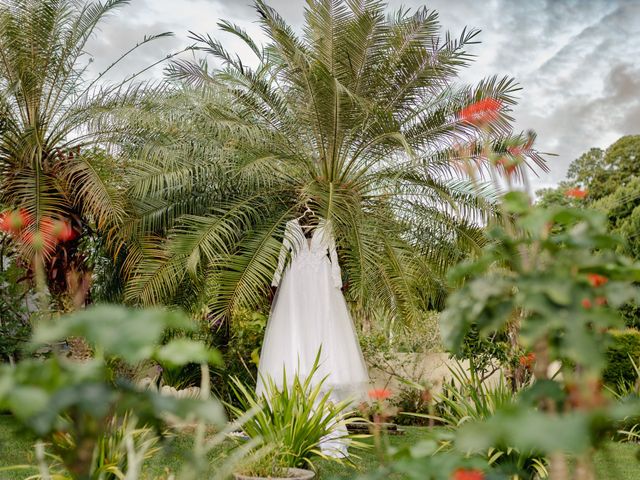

502,191,531,214
155,339,222,367
33,305,194,364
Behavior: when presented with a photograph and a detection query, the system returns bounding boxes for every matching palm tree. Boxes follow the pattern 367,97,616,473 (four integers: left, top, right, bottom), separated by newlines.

122,0,547,326
0,0,176,305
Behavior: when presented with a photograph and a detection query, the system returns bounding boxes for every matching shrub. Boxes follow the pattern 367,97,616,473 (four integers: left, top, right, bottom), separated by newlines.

431,364,548,479
604,329,640,388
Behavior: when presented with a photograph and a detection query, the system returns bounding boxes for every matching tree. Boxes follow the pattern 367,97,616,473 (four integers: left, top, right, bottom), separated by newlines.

122,0,546,325
565,147,604,189
0,0,172,306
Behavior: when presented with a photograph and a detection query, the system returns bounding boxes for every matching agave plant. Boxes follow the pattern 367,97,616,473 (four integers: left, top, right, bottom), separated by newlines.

121,0,547,324
0,0,176,304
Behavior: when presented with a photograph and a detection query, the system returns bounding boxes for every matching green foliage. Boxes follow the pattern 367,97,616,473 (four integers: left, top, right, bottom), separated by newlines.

451,326,510,381
122,0,547,327
0,305,226,479
429,364,548,478
227,352,364,471
433,364,514,428
0,0,180,299
33,413,161,480
604,330,640,388
392,383,433,427
0,256,31,362
590,136,640,201
537,136,640,330
434,193,640,478
214,310,266,402
441,204,638,375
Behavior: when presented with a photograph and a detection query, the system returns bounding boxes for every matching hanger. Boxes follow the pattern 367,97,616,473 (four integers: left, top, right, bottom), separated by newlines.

295,201,317,231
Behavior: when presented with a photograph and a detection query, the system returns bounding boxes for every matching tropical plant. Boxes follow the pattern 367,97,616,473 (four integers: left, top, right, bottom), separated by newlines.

0,0,177,305
440,192,640,479
227,351,365,470
20,412,162,480
428,364,548,479
121,0,547,326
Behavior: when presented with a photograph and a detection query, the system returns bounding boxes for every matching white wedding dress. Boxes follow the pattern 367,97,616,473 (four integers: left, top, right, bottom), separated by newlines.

256,218,369,456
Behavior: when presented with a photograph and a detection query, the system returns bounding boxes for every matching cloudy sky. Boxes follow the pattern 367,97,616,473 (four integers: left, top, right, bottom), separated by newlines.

87,0,640,190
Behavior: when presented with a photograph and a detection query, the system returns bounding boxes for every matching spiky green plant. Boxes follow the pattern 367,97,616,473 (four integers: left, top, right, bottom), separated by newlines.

227,351,366,470
121,0,547,323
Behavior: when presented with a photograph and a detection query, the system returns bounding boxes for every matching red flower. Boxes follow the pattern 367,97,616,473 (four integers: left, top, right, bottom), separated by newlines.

41,217,75,242
452,468,485,480
368,388,392,401
587,273,608,288
0,209,33,234
458,98,501,126
519,352,536,368
581,298,593,309
565,188,588,199
507,145,524,156
595,296,607,306
495,156,517,177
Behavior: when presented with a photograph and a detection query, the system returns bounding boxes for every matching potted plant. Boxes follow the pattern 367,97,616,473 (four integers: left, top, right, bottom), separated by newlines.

228,353,367,479
233,446,316,480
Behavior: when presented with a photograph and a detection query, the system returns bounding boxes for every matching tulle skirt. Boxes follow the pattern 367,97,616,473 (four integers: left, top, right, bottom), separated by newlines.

256,256,369,402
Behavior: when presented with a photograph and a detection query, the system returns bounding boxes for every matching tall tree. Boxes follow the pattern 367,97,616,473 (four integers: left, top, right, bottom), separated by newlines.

0,0,172,305
122,0,546,324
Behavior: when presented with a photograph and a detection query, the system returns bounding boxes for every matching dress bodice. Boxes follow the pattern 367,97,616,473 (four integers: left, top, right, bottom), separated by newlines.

271,218,342,288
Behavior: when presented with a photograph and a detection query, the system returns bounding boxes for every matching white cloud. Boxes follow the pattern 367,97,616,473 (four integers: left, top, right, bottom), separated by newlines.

86,0,640,189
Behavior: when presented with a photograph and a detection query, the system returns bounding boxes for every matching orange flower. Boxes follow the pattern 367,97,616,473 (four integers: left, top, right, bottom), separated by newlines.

507,145,524,156
595,296,607,306
458,98,501,126
0,209,33,234
368,388,392,401
452,468,485,480
41,217,76,242
581,298,593,309
565,188,588,199
496,157,518,177
587,273,608,287
519,352,536,368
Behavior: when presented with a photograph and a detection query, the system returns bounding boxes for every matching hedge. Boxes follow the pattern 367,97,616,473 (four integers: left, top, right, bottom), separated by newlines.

603,329,640,388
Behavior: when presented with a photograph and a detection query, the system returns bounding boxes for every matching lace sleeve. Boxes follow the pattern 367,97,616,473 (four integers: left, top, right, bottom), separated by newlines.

272,221,294,287
328,224,343,289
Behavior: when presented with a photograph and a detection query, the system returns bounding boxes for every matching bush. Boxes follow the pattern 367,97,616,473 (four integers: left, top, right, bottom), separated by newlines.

210,309,267,407
604,329,640,388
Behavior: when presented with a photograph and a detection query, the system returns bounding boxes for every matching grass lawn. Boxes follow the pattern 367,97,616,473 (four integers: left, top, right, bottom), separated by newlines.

0,415,638,479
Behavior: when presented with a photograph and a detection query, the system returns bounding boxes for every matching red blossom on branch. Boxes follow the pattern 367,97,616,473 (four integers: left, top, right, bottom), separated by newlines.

519,352,536,369
565,188,588,199
581,298,593,309
587,273,608,288
452,468,485,480
368,388,392,401
458,98,501,126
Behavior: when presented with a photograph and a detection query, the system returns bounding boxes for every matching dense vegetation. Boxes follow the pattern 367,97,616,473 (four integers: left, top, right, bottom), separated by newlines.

0,1,638,479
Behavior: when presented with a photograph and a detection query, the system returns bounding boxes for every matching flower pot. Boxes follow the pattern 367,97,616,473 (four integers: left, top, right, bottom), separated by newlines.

233,468,315,480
